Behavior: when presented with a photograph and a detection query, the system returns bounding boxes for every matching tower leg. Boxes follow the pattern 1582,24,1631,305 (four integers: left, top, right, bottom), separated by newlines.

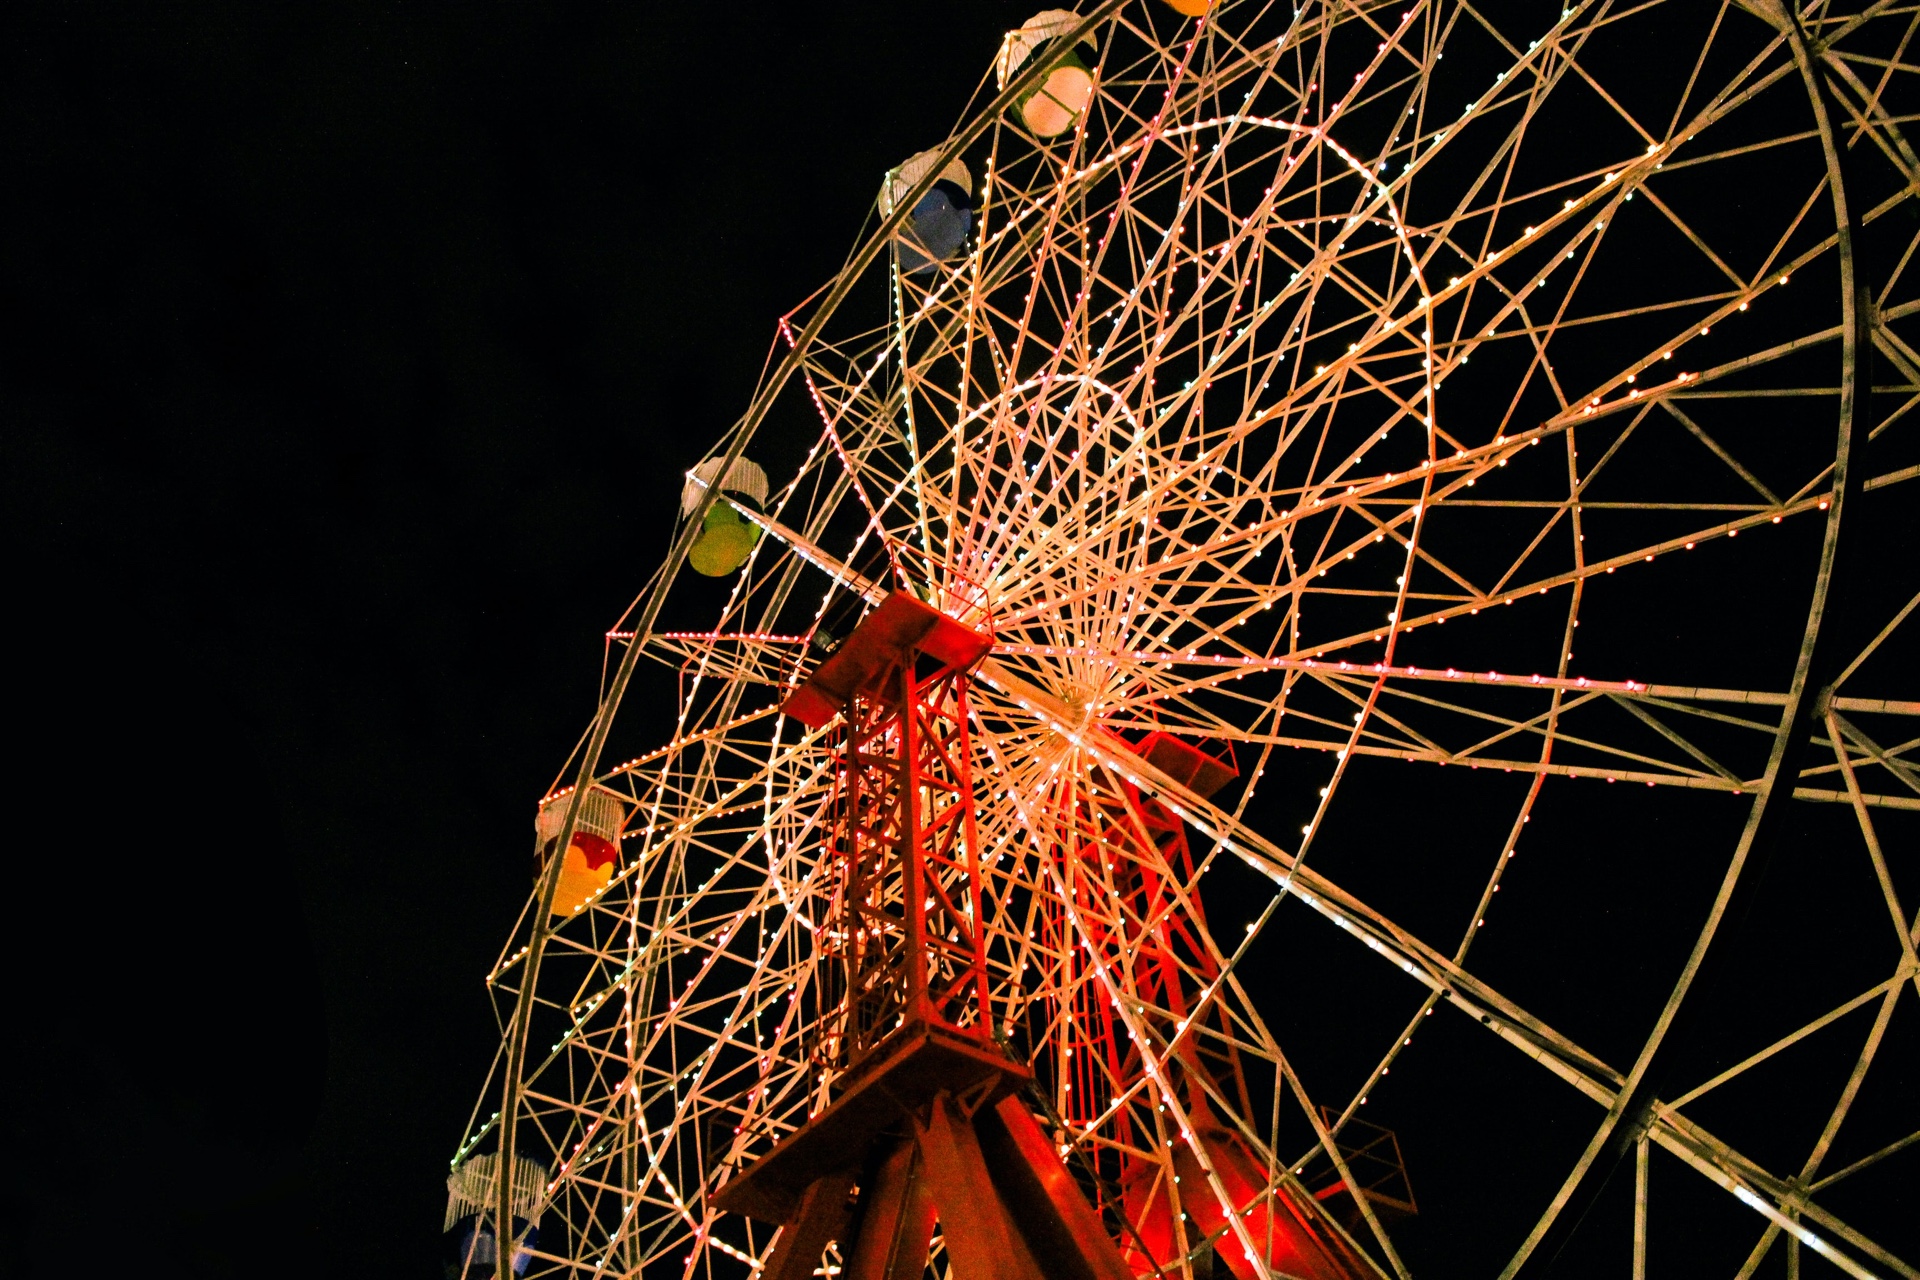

976,1094,1137,1280
726,1084,1141,1280
763,1171,857,1280
914,1092,1046,1280
844,1139,937,1280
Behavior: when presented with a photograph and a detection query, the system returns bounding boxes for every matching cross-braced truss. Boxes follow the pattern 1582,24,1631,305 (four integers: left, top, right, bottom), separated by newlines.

458,3,1920,1277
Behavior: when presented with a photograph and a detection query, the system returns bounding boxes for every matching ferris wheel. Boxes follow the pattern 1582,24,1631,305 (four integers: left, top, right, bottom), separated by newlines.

450,3,1920,1278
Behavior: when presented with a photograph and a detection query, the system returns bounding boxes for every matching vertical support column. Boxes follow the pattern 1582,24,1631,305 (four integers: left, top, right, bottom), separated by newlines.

811,606,996,1062
899,659,930,1024
952,673,992,1032
1632,1136,1648,1280
892,654,991,1040
843,704,865,1058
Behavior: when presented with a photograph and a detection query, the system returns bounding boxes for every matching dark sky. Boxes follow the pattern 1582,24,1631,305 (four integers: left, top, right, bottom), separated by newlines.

2,3,1040,1274
5,4,1914,1279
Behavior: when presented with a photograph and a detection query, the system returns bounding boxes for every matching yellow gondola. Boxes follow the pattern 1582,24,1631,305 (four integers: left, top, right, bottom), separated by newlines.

681,455,770,577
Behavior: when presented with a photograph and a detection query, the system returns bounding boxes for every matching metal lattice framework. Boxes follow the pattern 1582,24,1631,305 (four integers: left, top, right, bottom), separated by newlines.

455,2,1920,1277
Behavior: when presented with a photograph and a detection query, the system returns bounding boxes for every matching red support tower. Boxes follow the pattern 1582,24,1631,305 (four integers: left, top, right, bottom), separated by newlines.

724,595,1398,1280
807,596,993,1063
719,593,1135,1280
1055,732,1380,1280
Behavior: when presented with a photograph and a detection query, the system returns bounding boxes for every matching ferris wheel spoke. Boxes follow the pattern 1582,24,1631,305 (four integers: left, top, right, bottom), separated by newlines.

990,669,1677,1093
968,720,1405,1277
1166,833,1907,1280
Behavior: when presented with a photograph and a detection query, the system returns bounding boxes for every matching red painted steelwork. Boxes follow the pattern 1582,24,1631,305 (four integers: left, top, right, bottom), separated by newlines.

720,595,1135,1280
1124,1123,1373,1280
782,592,992,730
1045,732,1376,1279
769,600,1381,1277
790,593,996,1064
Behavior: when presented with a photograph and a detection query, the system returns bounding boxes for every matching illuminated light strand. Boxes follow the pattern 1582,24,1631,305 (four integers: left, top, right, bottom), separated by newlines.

657,632,810,645
986,459,1828,647
994,644,1648,695
1258,492,1838,664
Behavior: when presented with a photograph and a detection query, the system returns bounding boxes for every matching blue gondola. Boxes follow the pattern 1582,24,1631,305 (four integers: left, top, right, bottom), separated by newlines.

444,1154,546,1278
443,1215,537,1278
880,150,974,276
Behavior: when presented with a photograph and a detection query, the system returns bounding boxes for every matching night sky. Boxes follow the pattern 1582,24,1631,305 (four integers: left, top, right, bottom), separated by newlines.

4,4,1914,1278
